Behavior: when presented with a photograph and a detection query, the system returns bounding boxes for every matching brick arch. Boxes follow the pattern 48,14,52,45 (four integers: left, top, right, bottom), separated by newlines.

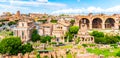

92,18,103,29
104,17,116,23
105,18,115,29
91,16,104,21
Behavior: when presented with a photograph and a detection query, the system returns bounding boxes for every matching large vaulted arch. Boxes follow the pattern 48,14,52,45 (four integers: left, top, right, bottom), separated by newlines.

79,18,90,29
105,18,115,29
92,18,102,29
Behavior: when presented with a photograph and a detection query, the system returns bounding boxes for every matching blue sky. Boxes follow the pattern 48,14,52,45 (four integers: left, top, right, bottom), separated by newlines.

0,0,120,14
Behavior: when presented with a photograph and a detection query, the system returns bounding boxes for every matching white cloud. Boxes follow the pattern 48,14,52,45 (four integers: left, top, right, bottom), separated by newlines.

37,0,48,2
0,0,48,2
0,0,67,14
10,1,66,7
51,6,120,14
0,4,30,14
52,8,83,14
0,0,66,7
77,0,80,2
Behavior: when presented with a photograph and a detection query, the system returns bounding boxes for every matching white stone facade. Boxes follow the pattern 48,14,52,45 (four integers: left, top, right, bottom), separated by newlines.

13,21,35,42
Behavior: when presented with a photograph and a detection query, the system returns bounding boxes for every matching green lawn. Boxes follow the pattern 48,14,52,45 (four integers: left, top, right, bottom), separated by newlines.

86,48,120,58
66,53,72,58
59,45,73,49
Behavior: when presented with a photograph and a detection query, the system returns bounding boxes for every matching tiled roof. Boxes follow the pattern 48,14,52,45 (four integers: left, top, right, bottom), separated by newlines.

41,23,53,26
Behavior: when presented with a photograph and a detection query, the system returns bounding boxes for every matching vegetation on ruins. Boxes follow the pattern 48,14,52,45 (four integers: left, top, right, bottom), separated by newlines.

69,26,79,34
50,19,58,23
65,32,74,42
36,53,41,58
110,44,118,48
0,36,33,55
0,19,9,22
8,21,17,26
38,20,47,23
65,26,79,42
75,37,80,44
91,31,119,44
70,19,75,26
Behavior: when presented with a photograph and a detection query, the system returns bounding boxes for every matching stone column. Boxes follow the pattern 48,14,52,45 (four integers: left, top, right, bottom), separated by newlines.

115,23,119,29
102,23,105,29
18,53,22,58
89,21,92,29
115,18,119,30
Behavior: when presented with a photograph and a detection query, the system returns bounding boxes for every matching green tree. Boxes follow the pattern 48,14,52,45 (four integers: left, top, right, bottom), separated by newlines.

31,29,40,42
0,37,22,55
69,26,79,34
65,32,74,42
40,36,52,43
20,43,33,54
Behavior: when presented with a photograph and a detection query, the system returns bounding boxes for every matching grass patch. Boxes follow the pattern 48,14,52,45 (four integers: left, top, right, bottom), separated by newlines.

46,47,53,50
66,53,72,58
86,48,120,58
59,45,73,49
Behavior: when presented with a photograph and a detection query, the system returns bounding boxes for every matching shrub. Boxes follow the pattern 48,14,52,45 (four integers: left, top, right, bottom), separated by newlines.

82,44,88,47
116,51,120,57
110,44,118,48
75,38,80,44
69,26,79,34
89,44,96,47
91,31,104,37
91,31,119,44
51,42,57,45
36,53,41,58
43,56,49,58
